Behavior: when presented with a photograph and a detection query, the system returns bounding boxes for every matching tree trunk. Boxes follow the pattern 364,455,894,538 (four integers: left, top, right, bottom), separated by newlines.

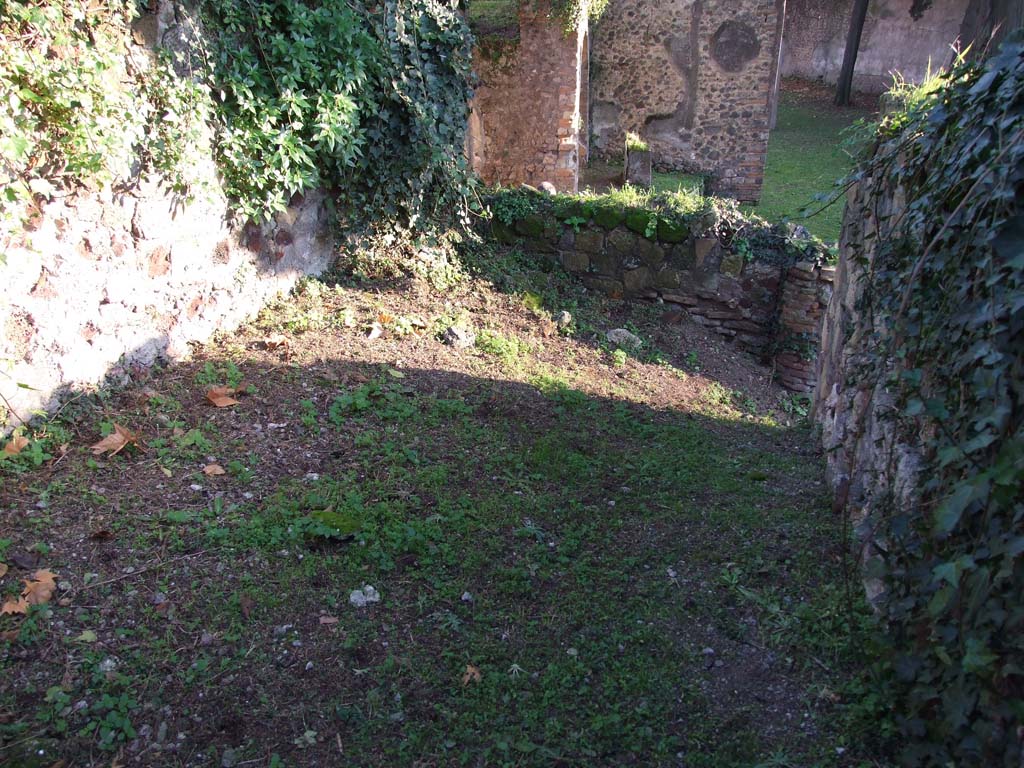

835,0,871,106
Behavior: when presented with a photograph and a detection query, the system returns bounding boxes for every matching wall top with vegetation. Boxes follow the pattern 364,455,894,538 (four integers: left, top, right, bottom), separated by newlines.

483,186,835,391
0,0,475,243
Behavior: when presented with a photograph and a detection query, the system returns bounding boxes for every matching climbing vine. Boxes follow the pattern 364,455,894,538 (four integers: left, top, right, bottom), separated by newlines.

844,39,1023,765
193,0,476,226
1,0,475,243
0,1,209,244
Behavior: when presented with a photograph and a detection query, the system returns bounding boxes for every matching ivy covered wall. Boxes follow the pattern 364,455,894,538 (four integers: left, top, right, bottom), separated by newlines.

814,40,1023,765
0,0,475,427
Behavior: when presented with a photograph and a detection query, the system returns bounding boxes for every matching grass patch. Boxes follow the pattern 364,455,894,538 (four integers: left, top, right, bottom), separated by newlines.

467,0,520,37
746,90,873,241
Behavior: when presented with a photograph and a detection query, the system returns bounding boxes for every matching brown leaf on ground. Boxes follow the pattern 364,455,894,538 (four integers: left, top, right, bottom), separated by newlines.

1,597,28,615
461,664,482,686
3,435,29,456
0,563,7,578
90,424,138,456
239,594,255,619
23,569,57,606
206,386,241,408
90,529,114,541
319,615,339,625
203,463,226,476
261,333,290,349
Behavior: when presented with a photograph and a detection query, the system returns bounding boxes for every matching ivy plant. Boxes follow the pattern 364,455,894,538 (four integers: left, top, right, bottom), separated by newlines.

840,38,1024,766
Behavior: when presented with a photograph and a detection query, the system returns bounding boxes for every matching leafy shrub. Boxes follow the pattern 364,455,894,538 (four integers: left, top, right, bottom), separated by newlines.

0,1,209,240
203,0,475,226
2,0,476,244
202,0,375,219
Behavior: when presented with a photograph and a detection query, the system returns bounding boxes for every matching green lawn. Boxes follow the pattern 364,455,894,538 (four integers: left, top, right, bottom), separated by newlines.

467,0,519,37
749,91,873,241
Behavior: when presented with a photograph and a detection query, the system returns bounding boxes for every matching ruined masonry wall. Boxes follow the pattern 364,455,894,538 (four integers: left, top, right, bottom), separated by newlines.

591,0,784,202
781,0,969,94
0,3,334,426
469,4,586,192
491,211,833,392
0,182,334,425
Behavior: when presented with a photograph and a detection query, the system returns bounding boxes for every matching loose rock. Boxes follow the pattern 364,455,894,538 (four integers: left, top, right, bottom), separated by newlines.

349,584,381,608
606,328,643,350
441,326,476,350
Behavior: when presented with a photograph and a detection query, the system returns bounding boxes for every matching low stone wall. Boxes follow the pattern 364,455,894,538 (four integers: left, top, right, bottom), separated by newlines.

1,182,333,426
489,203,833,391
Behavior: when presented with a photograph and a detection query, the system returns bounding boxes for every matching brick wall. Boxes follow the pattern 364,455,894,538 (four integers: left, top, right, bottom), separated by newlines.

468,3,588,192
590,0,784,202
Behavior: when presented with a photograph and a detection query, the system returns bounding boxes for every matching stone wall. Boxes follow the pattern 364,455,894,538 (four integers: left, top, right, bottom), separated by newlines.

0,183,334,427
0,1,335,428
780,0,969,93
490,203,833,391
812,168,921,603
468,4,588,192
590,0,784,202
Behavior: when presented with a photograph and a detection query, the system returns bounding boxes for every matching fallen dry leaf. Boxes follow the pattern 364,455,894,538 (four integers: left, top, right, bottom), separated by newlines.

89,529,114,541
90,424,138,456
2,435,29,456
23,569,57,606
377,311,395,325
1,597,28,615
239,594,255,619
319,615,339,625
154,601,172,617
461,664,482,686
203,463,226,476
0,563,7,579
262,333,290,349
206,386,240,408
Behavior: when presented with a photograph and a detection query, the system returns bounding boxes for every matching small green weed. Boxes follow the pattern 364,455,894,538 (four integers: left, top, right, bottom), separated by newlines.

475,330,528,367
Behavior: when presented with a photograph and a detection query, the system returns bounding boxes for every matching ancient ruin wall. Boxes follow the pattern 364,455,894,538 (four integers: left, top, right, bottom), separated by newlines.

0,7,335,427
781,0,969,93
488,207,832,392
468,5,587,192
0,181,333,427
590,0,784,202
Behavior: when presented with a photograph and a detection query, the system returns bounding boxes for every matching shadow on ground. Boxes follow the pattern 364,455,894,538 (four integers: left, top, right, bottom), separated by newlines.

0,333,871,767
